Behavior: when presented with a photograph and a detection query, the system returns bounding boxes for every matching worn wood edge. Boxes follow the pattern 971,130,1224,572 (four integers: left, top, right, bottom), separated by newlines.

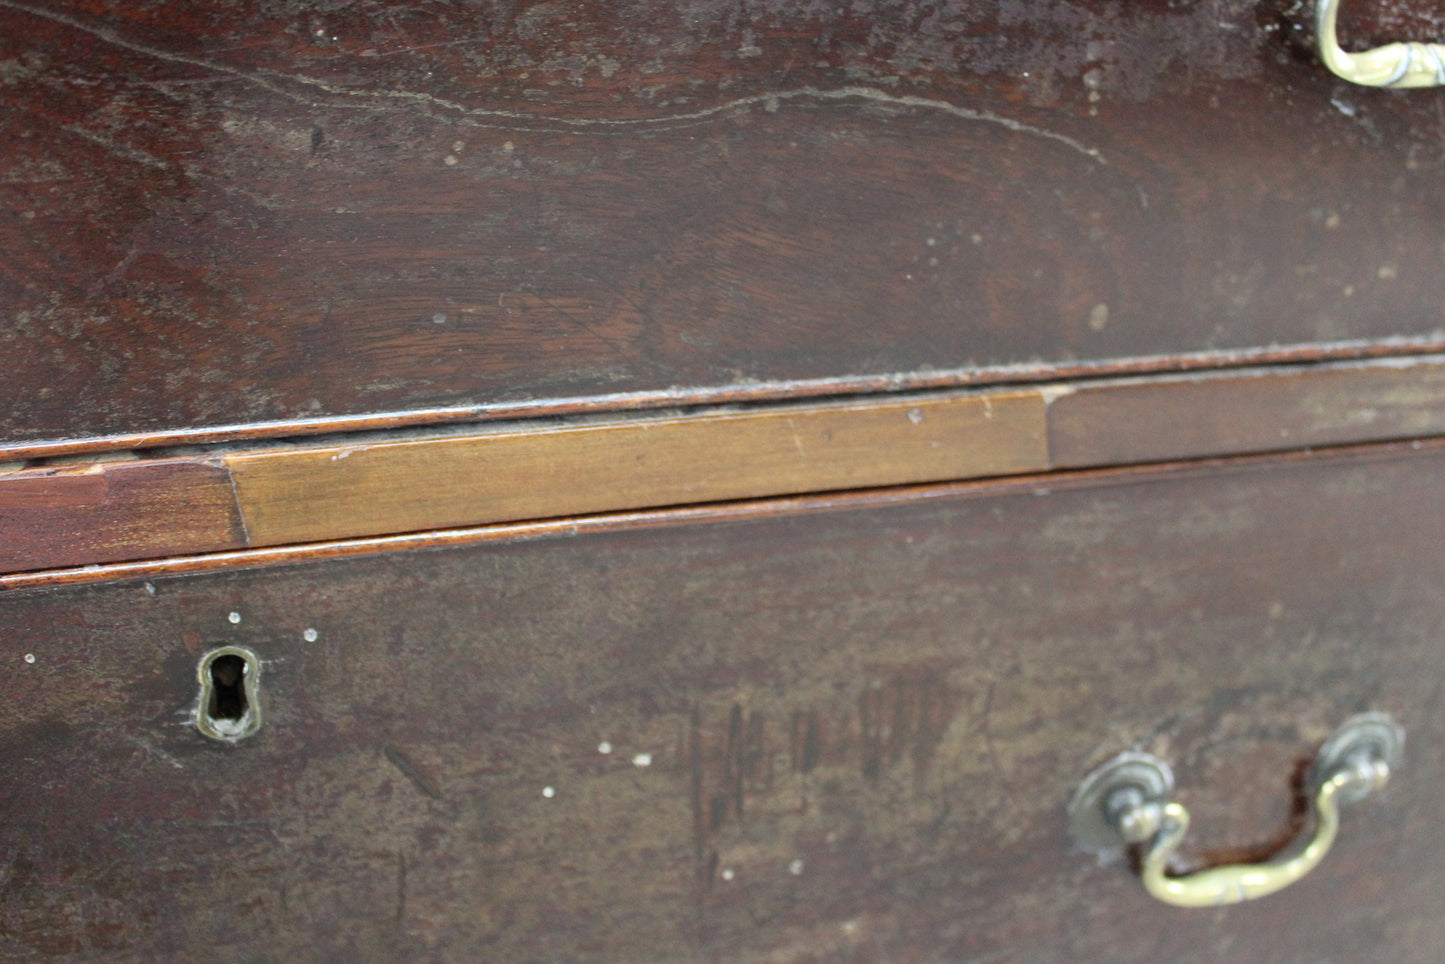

5,437,1442,595
0,458,246,572
4,335,1443,462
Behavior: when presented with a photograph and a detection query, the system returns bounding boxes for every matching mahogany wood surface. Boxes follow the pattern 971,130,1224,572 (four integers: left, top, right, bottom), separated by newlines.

0,456,246,573
0,443,1416,595
7,356,1445,575
0,442,1442,961
7,1,1445,452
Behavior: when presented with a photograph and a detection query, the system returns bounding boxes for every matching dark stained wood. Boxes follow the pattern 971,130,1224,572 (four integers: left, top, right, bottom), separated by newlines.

6,339,1445,465
8,0,1445,452
1050,354,1445,467
0,442,1443,959
0,457,245,573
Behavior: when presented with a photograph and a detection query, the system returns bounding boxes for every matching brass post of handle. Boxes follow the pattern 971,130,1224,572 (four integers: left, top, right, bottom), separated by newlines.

1068,713,1403,908
1317,0,1445,88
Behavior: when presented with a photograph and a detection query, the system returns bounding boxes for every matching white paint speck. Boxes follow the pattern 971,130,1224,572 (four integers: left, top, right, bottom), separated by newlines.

542,785,556,798
1379,264,1398,281
502,141,515,153
144,582,156,596
926,237,936,246
228,612,242,625
632,753,652,767
906,408,924,425
721,868,735,881
598,741,613,754
971,233,983,244
23,654,35,664
452,140,465,153
303,628,319,642
789,859,804,875
432,312,448,324
1089,303,1110,331
444,154,459,166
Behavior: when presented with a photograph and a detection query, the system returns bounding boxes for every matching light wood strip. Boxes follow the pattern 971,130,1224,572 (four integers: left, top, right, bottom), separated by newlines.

7,439,1435,595
11,355,1445,577
226,392,1048,547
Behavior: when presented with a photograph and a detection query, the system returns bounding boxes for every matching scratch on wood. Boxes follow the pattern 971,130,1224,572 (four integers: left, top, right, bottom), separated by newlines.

382,746,443,801
59,124,171,170
224,464,254,548
789,709,820,774
859,670,958,784
786,418,806,459
395,850,407,926
0,2,1109,160
130,737,185,769
689,703,713,897
979,678,1004,786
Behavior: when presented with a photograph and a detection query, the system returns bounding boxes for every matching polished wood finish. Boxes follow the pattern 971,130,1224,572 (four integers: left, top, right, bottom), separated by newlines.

8,0,1445,452
1,443,1442,960
9,357,1445,575
226,390,1045,545
6,444,1411,595
0,457,246,573
1049,355,1445,467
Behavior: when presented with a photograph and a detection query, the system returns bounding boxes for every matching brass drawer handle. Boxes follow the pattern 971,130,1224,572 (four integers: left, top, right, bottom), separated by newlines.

1317,0,1445,88
1068,713,1403,907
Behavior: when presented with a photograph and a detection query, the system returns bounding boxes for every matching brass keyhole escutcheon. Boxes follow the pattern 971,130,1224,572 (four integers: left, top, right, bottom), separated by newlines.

195,646,262,742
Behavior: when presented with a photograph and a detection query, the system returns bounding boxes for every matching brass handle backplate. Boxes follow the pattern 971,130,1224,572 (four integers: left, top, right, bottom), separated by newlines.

1317,0,1445,88
1068,713,1403,908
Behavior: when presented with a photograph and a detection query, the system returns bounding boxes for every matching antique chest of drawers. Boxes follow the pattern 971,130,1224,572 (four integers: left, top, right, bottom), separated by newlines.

6,1,1445,960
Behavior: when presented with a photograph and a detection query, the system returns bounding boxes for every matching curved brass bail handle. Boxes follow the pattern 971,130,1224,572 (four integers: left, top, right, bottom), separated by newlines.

1317,0,1445,88
1068,713,1404,908
1136,761,1385,908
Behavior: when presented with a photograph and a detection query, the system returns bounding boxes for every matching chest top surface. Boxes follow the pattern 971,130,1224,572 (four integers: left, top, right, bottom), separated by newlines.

6,0,1445,455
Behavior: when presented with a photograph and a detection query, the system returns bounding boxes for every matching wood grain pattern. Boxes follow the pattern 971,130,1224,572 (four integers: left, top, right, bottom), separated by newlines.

226,390,1046,545
0,458,246,572
1,443,1443,960
8,0,1445,452
9,356,1445,574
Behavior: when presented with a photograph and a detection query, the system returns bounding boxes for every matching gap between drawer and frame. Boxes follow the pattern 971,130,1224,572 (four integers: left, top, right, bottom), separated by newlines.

6,352,1445,581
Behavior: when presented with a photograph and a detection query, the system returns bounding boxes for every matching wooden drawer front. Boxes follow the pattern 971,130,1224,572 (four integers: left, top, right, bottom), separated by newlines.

8,1,1445,452
1,446,1442,961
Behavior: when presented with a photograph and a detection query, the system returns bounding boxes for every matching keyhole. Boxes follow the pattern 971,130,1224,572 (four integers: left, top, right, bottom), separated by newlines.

208,654,248,721
196,646,262,742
